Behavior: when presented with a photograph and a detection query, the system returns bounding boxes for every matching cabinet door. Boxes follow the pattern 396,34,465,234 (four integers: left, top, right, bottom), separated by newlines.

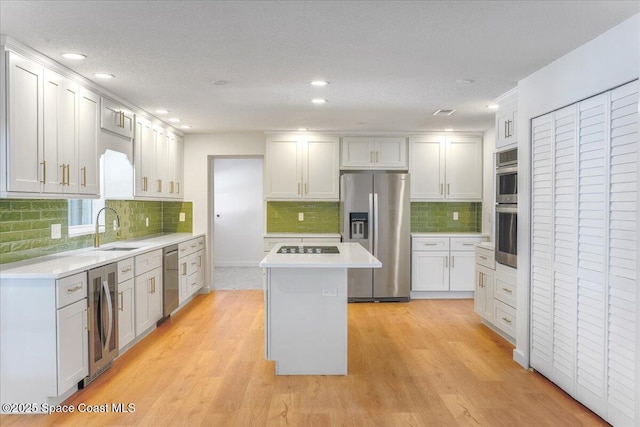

449,251,476,291
101,97,134,139
175,135,184,197
135,269,156,335
148,268,163,323
303,136,339,199
117,278,135,350
265,136,302,198
134,117,154,195
374,137,407,169
43,69,64,193
56,298,88,395
167,133,183,198
196,250,205,290
179,257,189,304
154,128,169,196
446,135,482,200
411,251,449,291
77,87,100,195
496,102,517,150
6,52,43,193
409,136,445,199
341,136,374,168
474,270,485,316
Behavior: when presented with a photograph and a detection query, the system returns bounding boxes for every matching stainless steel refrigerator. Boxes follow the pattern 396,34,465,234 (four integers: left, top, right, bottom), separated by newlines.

340,173,410,302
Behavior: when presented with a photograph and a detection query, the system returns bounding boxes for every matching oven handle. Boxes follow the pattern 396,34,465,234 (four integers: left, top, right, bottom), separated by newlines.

495,205,518,214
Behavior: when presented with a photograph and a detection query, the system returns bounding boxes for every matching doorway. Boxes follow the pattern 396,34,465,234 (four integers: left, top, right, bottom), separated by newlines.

212,157,263,289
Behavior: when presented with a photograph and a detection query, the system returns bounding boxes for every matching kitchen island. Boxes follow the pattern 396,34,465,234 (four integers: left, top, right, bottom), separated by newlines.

260,242,381,375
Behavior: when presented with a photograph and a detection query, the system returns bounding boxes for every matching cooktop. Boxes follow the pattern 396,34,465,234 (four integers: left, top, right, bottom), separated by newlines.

277,245,340,254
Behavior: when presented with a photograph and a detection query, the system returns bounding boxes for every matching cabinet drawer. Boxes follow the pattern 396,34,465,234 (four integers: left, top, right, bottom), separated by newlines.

493,300,516,338
475,247,495,269
263,237,302,252
57,272,88,308
196,236,205,251
135,249,163,276
450,236,487,251
412,237,449,251
117,257,134,283
494,273,516,307
179,238,200,257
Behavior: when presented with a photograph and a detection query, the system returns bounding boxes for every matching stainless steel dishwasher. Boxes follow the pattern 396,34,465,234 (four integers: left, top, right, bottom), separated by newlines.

160,245,179,323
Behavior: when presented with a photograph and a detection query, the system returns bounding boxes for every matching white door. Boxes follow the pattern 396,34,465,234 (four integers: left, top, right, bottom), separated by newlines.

303,136,339,199
213,158,264,267
448,251,476,291
56,298,88,394
77,88,99,195
409,136,445,199
341,136,374,168
411,251,449,291
374,137,407,168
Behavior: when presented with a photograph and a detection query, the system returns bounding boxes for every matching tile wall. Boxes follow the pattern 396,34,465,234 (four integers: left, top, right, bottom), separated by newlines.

411,202,482,233
266,202,340,233
0,199,193,264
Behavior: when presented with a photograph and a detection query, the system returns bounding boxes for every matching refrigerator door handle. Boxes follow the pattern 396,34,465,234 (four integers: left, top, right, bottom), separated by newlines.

368,193,374,254
373,193,379,257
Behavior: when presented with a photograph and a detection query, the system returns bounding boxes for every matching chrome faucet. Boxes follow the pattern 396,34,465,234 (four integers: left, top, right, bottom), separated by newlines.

94,207,121,247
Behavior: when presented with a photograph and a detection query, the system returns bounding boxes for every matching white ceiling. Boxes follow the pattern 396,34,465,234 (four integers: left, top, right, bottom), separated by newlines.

1,1,639,134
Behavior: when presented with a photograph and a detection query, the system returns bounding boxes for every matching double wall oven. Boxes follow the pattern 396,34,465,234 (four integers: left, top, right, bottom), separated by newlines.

495,148,517,268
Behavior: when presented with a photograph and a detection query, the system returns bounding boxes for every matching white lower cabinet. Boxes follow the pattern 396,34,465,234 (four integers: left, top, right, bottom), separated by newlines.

117,278,135,349
474,264,494,320
134,250,163,336
0,271,88,411
179,236,206,303
411,235,487,296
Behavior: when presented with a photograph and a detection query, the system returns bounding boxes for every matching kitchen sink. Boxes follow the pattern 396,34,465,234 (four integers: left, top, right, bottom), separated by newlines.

94,246,140,252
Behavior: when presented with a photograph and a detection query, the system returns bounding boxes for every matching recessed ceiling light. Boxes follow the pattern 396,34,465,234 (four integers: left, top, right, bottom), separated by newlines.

212,80,228,86
180,125,191,129
433,109,455,116
486,104,500,110
311,98,327,104
155,109,169,114
61,53,86,60
444,128,455,132
297,128,308,132
94,73,115,79
310,80,329,87
168,118,181,123
455,79,474,84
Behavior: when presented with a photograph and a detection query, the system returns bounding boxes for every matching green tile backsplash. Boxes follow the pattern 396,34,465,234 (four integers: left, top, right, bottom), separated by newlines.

411,202,481,233
0,199,193,264
267,202,340,233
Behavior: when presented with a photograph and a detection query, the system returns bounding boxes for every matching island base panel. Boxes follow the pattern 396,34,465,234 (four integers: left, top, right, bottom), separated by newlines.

266,268,347,375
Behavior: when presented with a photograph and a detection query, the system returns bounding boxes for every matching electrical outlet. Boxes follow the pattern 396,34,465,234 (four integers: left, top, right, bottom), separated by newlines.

51,224,62,239
453,212,459,221
179,212,186,222
113,219,118,231
298,212,304,221
145,217,149,227
322,288,338,297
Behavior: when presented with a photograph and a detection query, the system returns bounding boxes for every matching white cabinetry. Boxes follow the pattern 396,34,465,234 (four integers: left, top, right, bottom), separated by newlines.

134,250,163,335
529,80,638,427
101,97,134,139
474,245,495,321
496,100,517,150
2,51,99,197
411,235,487,297
265,133,339,200
117,258,135,350
341,136,407,169
178,236,206,303
0,271,88,410
409,134,482,200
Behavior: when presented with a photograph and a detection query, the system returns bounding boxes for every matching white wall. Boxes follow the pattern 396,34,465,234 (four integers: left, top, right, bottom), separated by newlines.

515,14,639,368
183,132,265,290
482,127,495,237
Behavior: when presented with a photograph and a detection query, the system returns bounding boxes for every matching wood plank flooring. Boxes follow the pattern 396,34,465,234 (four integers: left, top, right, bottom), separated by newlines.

1,291,607,426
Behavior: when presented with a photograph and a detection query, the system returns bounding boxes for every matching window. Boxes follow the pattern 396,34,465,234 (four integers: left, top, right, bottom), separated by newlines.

68,198,105,237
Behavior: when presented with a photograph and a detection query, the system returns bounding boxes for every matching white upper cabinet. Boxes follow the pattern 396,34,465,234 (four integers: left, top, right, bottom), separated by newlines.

495,91,518,150
265,134,339,200
2,51,99,197
5,52,44,194
341,136,407,169
134,116,154,196
101,97,134,139
409,133,482,201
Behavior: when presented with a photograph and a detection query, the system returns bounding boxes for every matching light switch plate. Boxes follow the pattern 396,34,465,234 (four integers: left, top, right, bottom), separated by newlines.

179,212,186,222
51,224,62,239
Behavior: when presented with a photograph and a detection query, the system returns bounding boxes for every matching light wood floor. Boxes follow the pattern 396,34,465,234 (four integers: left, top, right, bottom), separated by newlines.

1,291,607,426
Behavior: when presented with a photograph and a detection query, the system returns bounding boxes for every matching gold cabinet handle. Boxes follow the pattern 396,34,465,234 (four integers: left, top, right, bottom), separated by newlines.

440,183,443,195
60,164,65,185
297,182,301,195
40,160,46,184
502,317,512,324
478,272,483,288
502,287,513,294
86,307,90,331
451,255,455,268
444,256,448,268
119,291,124,311
66,164,70,186
176,182,180,194
447,183,450,195
121,266,132,274
67,284,83,294
376,151,379,162
170,181,174,193
182,263,187,275
305,182,308,195
197,255,202,267
81,166,87,187
479,255,488,260
504,120,508,138
157,179,162,192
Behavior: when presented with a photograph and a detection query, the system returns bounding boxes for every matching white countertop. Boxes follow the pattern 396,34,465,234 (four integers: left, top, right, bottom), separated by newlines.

0,233,205,279
260,242,381,269
263,233,342,238
411,232,489,238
